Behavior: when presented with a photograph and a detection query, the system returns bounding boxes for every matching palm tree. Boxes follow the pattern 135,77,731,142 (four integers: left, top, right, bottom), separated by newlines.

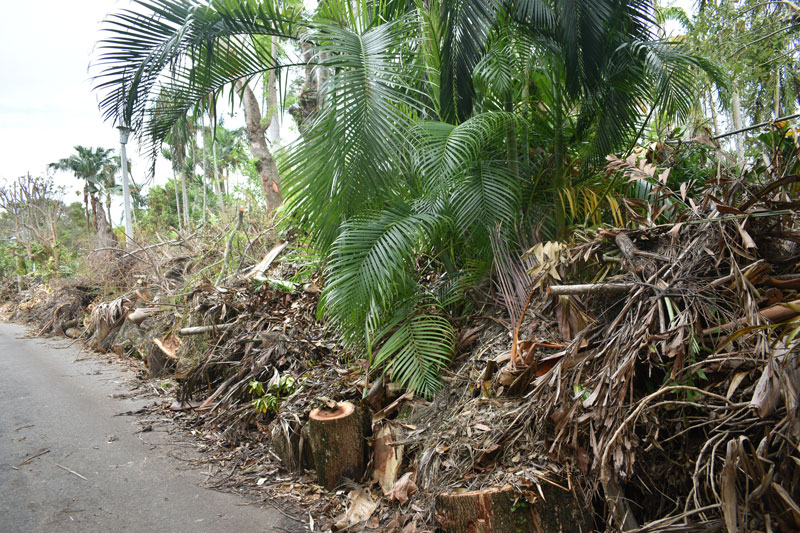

49,146,116,232
91,0,719,396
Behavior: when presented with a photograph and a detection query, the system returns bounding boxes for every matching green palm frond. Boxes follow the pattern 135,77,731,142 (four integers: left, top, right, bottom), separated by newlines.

439,0,496,122
373,299,455,398
451,161,520,237
413,112,517,190
321,204,444,343
92,0,302,139
281,16,426,249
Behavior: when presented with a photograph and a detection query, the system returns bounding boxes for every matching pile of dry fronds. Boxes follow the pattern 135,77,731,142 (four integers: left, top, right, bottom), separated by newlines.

411,147,800,531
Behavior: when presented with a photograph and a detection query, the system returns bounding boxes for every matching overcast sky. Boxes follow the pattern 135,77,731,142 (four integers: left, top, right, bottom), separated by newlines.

0,1,139,194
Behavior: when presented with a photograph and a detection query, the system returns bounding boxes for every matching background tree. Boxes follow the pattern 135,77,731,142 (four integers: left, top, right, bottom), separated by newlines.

48,146,116,233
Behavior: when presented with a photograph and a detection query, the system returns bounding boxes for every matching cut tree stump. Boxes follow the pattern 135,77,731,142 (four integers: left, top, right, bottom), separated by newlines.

306,401,366,490
436,483,591,533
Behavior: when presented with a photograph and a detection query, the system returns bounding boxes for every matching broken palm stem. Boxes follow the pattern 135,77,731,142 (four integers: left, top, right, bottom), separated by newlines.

702,298,800,335
510,288,537,368
178,322,235,336
547,283,634,296
246,241,288,280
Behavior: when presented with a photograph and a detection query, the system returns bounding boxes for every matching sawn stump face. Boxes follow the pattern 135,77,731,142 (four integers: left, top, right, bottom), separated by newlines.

436,484,591,533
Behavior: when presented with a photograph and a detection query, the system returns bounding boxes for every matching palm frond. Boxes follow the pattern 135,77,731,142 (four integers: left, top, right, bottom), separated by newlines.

92,0,302,142
281,16,426,249
439,0,497,122
451,161,520,236
321,204,444,346
373,300,455,398
413,112,517,191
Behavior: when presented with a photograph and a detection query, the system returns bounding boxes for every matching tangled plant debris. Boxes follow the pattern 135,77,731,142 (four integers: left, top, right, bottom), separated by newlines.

4,132,800,532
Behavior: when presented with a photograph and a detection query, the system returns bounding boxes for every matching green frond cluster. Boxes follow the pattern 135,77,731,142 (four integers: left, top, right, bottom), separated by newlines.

92,0,726,398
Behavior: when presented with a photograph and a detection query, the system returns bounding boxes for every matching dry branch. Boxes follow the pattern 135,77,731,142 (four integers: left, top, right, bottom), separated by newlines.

547,282,634,295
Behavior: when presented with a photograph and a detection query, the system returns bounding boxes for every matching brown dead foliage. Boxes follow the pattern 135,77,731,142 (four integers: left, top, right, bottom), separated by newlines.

407,147,800,531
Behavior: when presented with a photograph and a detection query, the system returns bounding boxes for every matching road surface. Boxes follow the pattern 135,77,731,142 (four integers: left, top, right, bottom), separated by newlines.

0,321,297,532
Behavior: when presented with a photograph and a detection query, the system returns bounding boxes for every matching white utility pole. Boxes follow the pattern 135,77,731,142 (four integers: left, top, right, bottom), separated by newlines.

118,125,134,246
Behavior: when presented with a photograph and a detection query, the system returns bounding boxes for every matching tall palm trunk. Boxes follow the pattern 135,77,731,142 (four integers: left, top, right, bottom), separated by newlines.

236,79,282,211
172,168,182,229
267,37,281,146
83,183,91,231
199,114,209,223
732,82,745,161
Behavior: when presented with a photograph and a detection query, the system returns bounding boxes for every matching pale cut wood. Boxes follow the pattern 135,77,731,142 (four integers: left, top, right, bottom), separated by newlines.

373,422,403,495
127,307,159,325
177,322,234,336
246,241,288,279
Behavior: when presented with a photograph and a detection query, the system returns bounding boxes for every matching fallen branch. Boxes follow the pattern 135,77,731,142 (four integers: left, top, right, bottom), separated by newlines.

17,448,50,467
547,283,634,296
177,322,235,336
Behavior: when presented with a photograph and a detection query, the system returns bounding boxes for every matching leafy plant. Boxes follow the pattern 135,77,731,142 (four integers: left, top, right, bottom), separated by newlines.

249,374,299,415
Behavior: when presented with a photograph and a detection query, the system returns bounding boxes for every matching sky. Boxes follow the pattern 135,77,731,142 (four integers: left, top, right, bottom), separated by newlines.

0,1,138,194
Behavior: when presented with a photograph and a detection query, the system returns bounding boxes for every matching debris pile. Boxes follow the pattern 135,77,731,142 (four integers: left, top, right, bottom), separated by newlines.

5,142,800,531
406,152,800,531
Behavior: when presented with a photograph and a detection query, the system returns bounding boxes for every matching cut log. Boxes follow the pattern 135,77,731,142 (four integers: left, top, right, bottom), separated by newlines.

436,483,591,533
306,401,366,490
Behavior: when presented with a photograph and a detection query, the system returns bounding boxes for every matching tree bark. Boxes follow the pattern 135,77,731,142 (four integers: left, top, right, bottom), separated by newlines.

172,169,182,228
436,484,591,533
267,38,281,146
236,80,282,211
198,115,208,223
732,84,745,161
289,41,318,134
306,401,366,490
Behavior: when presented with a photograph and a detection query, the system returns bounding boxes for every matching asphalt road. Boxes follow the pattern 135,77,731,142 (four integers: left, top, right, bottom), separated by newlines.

0,321,296,532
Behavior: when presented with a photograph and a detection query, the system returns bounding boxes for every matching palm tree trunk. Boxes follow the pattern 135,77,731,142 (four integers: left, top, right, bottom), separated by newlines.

84,183,91,231
177,147,190,228
267,37,281,146
212,133,222,206
200,114,208,223
708,89,720,136
172,169,182,228
504,96,518,180
552,73,566,238
732,83,745,161
236,79,282,212
106,192,113,227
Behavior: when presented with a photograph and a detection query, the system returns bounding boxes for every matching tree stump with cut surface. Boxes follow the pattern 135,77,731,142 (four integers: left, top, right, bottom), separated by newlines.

436,483,591,533
306,401,365,490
